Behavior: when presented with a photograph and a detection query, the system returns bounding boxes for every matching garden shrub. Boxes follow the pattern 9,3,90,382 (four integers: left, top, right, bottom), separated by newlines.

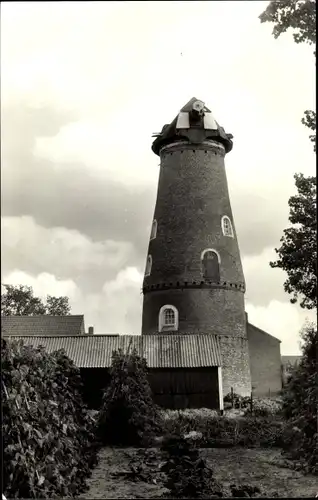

2,338,99,499
97,348,163,447
161,431,274,498
163,411,283,448
223,392,250,409
244,398,283,418
161,431,224,498
280,323,318,475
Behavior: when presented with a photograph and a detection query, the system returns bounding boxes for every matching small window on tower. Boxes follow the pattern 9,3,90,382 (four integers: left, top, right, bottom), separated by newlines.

221,216,234,238
159,305,178,332
145,255,152,277
201,249,220,281
150,219,157,240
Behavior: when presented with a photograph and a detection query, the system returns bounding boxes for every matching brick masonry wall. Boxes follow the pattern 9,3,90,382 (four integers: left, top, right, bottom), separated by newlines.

141,137,252,397
247,323,282,396
142,287,247,337
143,141,245,290
142,140,247,335
219,335,252,397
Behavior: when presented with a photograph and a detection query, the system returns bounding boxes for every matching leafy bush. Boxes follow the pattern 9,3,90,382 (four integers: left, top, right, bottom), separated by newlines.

2,338,99,498
280,323,318,475
161,432,274,498
163,411,283,449
162,408,219,420
224,393,251,409
97,348,163,446
161,431,224,498
244,398,283,418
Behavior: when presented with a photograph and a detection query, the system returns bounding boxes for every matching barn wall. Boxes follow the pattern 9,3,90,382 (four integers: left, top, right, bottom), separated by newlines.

247,324,282,397
80,368,110,409
148,367,219,409
80,367,219,410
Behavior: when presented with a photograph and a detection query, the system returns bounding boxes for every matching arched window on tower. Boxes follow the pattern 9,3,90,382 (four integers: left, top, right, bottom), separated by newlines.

150,219,157,240
221,216,234,237
145,255,152,277
201,249,220,281
158,305,178,332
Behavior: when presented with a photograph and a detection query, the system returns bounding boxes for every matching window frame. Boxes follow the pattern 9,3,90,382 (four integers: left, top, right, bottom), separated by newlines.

158,304,179,332
201,248,221,280
201,248,221,263
145,254,152,277
221,215,234,238
150,219,157,240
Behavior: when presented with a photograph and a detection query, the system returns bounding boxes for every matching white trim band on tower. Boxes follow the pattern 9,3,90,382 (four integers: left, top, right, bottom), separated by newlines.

160,140,225,154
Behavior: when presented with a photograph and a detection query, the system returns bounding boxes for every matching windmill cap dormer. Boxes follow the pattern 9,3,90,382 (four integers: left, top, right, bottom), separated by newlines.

152,97,233,156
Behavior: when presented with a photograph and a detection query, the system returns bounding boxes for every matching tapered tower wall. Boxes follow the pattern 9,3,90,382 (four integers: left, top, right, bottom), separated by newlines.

141,101,252,396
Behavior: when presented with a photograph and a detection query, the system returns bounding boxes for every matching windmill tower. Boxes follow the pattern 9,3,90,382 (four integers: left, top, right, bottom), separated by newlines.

141,98,251,395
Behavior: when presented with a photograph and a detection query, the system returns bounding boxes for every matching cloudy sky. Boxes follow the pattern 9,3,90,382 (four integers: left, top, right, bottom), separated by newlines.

1,1,316,354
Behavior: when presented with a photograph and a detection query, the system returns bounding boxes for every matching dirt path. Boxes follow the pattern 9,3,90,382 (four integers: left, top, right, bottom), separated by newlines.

84,447,318,499
202,448,318,498
83,447,167,499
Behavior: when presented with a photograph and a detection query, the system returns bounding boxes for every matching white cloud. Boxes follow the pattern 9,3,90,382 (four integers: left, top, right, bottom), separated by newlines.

243,247,288,305
2,270,79,302
2,267,143,335
246,300,316,355
1,216,135,279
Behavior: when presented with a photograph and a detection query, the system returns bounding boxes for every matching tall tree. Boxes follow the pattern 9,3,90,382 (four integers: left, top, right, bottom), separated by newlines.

46,295,71,315
259,0,316,151
270,174,317,309
281,321,318,474
1,284,71,316
260,1,317,308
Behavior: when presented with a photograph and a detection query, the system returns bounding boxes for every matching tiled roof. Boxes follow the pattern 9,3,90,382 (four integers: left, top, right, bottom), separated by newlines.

1,315,84,337
2,334,222,369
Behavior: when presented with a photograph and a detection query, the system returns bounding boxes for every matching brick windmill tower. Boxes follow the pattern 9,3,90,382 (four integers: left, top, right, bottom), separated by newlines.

141,97,251,396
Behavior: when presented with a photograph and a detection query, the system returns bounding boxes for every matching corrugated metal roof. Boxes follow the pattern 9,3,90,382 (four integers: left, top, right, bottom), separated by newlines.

2,334,221,368
1,315,84,336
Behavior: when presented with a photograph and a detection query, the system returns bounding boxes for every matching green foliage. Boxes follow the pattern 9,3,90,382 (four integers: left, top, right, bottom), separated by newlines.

1,284,71,316
161,431,273,498
224,392,251,409
2,338,98,498
301,110,316,152
259,0,316,47
281,322,318,474
161,432,224,498
270,173,317,309
163,411,283,449
45,295,71,315
259,1,316,151
223,393,282,417
230,484,263,498
244,398,283,418
98,348,163,446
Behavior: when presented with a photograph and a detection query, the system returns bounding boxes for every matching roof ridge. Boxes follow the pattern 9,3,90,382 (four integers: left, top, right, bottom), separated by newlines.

248,322,281,343
1,314,84,318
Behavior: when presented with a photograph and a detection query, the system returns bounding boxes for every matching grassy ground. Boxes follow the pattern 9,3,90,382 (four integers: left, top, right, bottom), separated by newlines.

83,446,318,499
